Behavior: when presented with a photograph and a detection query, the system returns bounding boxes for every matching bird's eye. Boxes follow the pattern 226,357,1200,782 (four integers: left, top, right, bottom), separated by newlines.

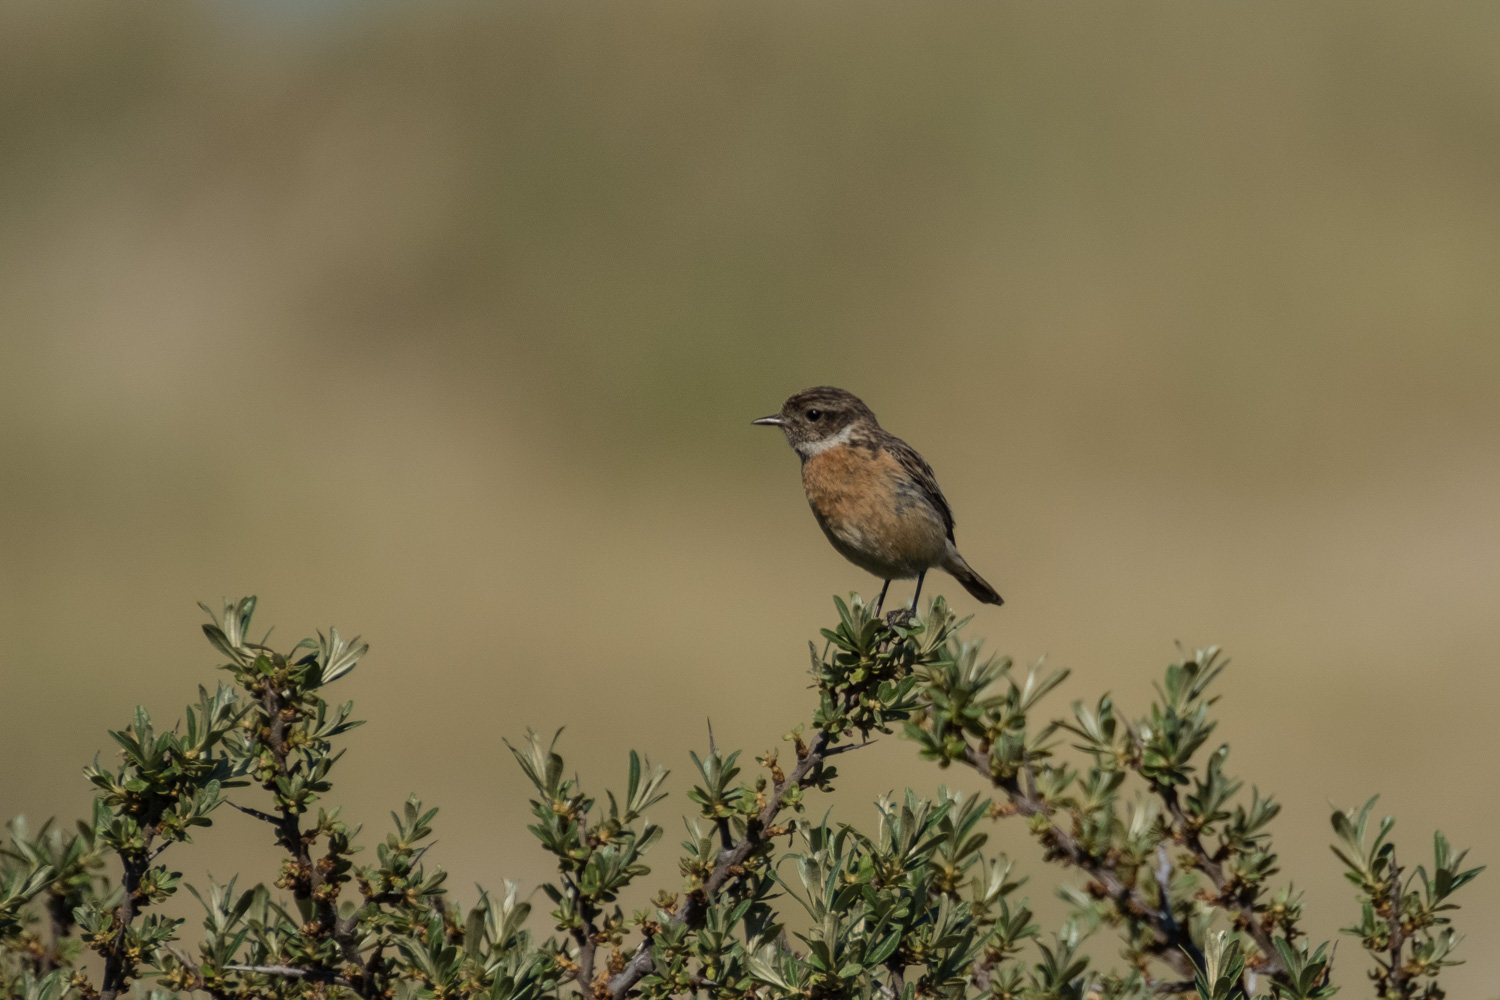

806,409,823,421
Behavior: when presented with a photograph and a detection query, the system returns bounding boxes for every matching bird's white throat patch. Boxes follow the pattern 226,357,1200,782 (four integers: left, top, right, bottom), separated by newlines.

794,423,858,457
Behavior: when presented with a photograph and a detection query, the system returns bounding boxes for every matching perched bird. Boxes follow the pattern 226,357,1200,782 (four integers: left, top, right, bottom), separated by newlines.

754,386,1003,614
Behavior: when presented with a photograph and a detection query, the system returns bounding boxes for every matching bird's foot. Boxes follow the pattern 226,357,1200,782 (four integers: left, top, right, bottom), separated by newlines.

885,607,918,627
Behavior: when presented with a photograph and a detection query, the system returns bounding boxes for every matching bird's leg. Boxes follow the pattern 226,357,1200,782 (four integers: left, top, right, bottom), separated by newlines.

874,579,891,616
885,573,924,627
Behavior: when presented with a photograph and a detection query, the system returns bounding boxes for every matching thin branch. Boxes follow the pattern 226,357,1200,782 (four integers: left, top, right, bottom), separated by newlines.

569,810,600,996
970,955,992,994
1157,786,1286,980
99,824,156,1000
884,961,906,998
962,746,1203,980
41,887,72,973
160,942,197,969
255,683,376,998
1153,979,1199,994
1152,844,1188,958
579,850,600,992
607,727,849,998
705,721,734,852
1386,855,1408,998
225,964,356,987
225,800,282,826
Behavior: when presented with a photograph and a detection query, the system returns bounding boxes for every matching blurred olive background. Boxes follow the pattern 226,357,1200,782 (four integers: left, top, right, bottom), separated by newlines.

3,1,1499,991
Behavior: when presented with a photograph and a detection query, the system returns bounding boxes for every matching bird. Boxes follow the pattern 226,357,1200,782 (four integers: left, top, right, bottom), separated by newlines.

754,386,1003,615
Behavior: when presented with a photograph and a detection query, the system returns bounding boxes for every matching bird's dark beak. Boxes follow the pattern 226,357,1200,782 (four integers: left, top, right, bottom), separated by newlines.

752,415,785,427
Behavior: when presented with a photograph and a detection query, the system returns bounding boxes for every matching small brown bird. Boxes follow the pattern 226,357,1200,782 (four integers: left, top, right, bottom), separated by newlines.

754,386,1003,614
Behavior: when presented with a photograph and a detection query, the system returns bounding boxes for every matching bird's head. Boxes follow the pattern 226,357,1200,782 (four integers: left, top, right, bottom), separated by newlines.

753,386,878,457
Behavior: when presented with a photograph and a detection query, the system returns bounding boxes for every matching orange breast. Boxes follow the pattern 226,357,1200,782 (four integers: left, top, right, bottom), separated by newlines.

801,444,948,578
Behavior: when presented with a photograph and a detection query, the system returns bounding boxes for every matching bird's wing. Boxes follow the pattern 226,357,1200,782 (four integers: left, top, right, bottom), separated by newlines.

884,434,956,541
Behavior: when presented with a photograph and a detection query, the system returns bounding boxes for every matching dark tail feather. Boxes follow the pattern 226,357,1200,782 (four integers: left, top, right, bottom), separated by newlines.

943,550,1004,606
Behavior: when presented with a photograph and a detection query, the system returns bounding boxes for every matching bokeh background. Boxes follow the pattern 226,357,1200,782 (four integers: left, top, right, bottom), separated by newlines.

3,1,1498,992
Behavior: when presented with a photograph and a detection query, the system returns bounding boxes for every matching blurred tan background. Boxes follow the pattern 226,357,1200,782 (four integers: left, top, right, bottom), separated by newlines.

2,1,1498,992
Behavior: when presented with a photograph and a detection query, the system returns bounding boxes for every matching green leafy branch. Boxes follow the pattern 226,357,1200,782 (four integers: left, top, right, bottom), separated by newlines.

0,592,1487,1000
1330,797,1482,1000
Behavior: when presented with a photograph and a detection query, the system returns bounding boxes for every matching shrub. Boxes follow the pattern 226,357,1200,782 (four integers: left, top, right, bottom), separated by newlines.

0,595,1482,1000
